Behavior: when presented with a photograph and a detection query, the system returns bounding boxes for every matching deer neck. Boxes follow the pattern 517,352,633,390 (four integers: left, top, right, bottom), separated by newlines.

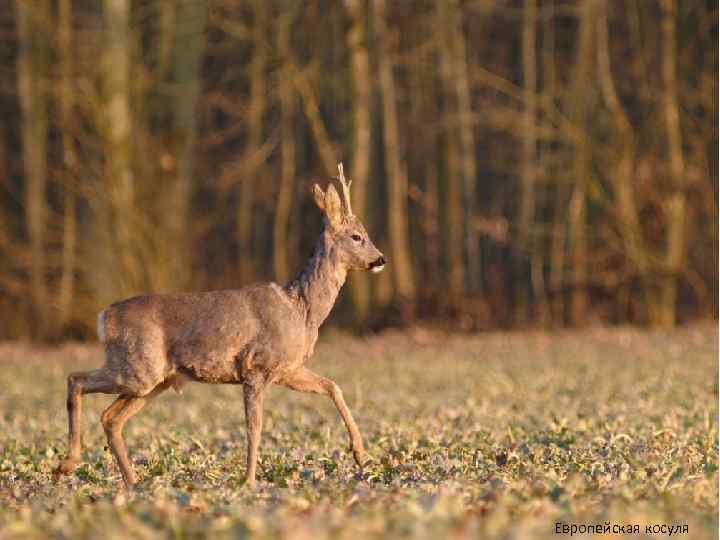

285,229,347,330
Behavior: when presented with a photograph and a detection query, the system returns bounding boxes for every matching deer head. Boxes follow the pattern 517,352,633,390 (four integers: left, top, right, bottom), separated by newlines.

312,164,386,273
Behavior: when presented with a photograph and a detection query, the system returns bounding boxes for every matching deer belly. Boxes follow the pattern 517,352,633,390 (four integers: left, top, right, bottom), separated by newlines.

176,356,242,384
175,343,272,384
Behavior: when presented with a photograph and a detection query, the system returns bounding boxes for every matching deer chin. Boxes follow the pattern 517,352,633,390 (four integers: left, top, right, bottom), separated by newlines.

370,264,385,274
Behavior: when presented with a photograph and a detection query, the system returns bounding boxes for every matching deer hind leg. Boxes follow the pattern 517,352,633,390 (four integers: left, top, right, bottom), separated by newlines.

242,373,268,488
101,381,171,489
101,396,146,489
278,367,366,468
55,369,120,478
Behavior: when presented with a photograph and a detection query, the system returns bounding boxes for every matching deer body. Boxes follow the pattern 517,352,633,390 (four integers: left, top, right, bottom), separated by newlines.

96,285,306,391
55,165,385,489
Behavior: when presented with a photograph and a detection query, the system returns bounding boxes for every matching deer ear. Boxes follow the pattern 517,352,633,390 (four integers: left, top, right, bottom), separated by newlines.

323,184,344,227
312,184,326,212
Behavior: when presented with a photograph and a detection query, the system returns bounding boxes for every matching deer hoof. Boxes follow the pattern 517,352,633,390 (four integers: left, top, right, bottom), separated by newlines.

53,458,78,479
353,449,374,469
352,450,363,467
121,472,139,491
242,477,257,490
113,489,133,505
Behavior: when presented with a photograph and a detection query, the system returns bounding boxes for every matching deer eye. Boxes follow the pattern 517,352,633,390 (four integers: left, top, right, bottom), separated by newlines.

350,234,362,242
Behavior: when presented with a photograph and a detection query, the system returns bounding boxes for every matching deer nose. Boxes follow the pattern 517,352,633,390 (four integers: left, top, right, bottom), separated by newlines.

369,256,386,273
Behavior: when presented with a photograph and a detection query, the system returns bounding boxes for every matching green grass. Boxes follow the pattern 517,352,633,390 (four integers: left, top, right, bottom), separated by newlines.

0,325,717,539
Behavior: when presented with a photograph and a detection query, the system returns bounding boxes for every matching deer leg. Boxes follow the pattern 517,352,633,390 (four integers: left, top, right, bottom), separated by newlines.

278,367,366,468
100,381,171,489
55,369,119,478
101,396,147,489
242,376,267,488
101,395,148,489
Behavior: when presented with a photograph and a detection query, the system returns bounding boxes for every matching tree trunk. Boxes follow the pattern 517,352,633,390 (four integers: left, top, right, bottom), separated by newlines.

596,0,655,322
374,0,416,310
274,11,296,285
58,0,77,332
168,0,207,290
659,0,686,328
102,0,137,300
568,0,596,326
544,0,567,326
238,0,267,283
451,1,479,297
516,0,538,326
157,0,175,81
344,0,372,325
550,186,567,326
406,36,440,301
437,0,464,306
16,0,50,339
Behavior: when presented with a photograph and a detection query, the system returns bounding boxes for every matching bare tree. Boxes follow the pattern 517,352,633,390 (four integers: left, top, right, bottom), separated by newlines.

406,37,441,298
100,0,138,301
516,0,538,325
596,0,653,322
437,0,465,306
451,2,479,297
344,0,373,324
274,9,297,284
238,0,268,284
16,0,50,338
544,0,568,326
374,0,415,308
58,0,77,332
567,0,597,326
167,0,207,289
659,0,687,327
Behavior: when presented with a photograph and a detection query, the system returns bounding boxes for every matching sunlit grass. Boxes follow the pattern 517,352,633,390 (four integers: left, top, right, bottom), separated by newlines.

0,325,717,539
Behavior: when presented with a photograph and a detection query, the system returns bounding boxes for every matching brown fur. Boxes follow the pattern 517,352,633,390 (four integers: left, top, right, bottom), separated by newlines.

54,166,385,489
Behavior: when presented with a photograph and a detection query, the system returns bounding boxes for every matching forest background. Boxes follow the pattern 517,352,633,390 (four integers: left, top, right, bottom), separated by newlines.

0,0,717,341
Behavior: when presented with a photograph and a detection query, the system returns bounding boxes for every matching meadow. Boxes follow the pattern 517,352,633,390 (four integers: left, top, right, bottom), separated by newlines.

0,325,717,539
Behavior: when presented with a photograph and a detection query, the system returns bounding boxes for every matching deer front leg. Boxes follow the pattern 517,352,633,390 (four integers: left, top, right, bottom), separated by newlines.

55,369,119,479
278,367,366,468
242,375,266,488
57,372,87,475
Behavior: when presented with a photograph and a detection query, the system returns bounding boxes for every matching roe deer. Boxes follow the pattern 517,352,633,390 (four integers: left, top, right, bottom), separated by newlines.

54,164,386,489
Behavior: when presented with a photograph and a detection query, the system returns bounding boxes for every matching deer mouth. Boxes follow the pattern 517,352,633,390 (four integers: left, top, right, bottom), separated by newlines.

369,256,386,273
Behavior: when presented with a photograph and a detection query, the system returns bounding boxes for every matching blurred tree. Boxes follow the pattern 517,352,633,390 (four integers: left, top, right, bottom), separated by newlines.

596,0,652,322
374,0,416,313
58,0,77,332
659,0,687,328
274,5,297,284
344,0,372,325
99,0,138,302
0,0,716,340
545,0,567,326
437,0,463,306
238,0,268,284
567,0,597,326
167,0,207,289
516,0,538,326
16,0,50,339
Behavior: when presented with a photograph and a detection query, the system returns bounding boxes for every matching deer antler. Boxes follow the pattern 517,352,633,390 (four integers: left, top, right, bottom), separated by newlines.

337,162,353,217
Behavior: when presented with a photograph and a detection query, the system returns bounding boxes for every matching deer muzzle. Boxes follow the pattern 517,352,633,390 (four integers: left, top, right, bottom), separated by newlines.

369,256,386,273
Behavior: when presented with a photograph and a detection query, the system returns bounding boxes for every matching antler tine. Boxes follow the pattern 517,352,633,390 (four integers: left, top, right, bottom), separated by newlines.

337,162,353,216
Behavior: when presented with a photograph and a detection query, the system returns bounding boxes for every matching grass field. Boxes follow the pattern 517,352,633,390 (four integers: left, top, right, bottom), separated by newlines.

0,325,717,539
